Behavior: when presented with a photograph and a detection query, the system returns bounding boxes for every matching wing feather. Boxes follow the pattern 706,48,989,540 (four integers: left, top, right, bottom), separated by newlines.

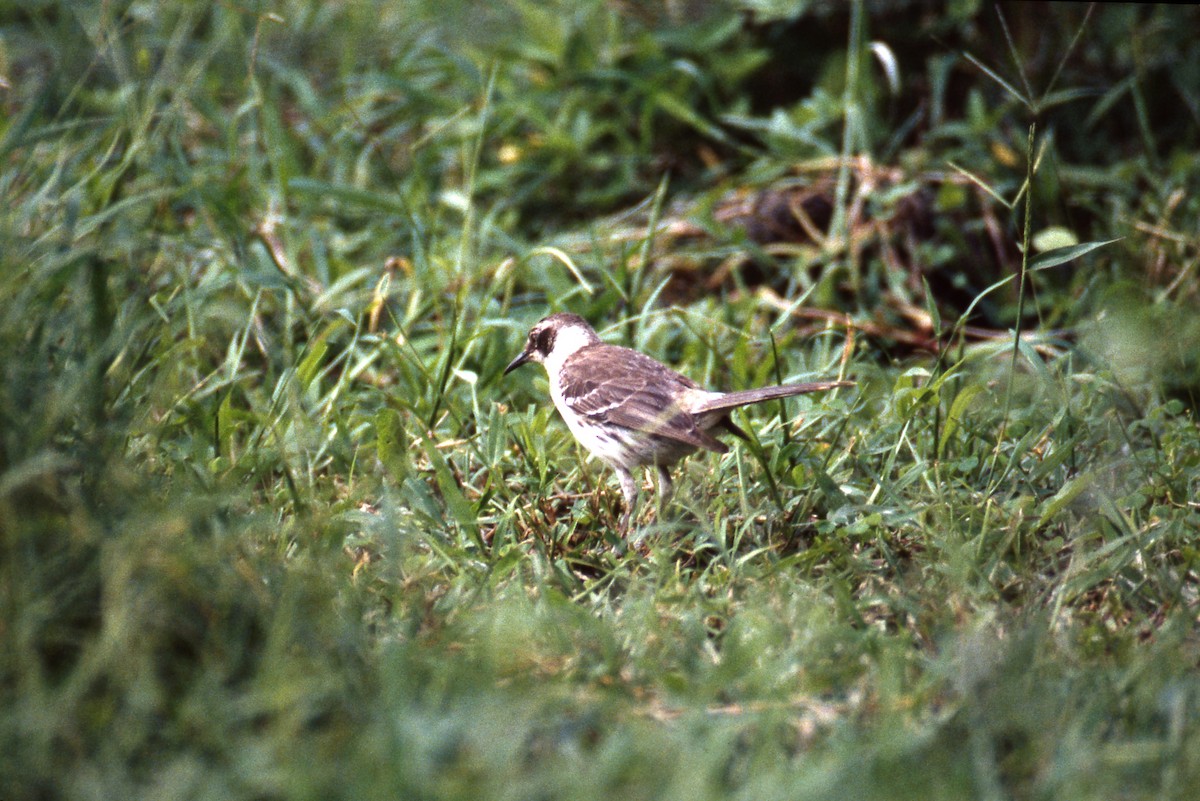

559,345,728,453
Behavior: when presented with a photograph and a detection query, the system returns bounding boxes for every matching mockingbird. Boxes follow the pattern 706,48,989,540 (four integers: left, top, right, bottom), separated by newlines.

504,312,852,529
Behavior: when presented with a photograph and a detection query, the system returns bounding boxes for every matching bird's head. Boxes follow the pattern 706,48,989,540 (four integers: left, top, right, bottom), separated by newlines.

504,313,601,375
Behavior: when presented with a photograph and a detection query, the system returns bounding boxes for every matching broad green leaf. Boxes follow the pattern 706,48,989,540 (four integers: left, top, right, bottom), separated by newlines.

939,383,984,459
376,408,409,481
1029,238,1121,271
421,438,480,542
217,390,235,460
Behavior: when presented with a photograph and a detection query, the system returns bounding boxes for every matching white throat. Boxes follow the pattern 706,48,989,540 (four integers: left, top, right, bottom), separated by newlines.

543,324,597,378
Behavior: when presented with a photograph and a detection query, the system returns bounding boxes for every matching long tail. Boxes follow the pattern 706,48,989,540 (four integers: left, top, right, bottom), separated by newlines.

692,380,853,415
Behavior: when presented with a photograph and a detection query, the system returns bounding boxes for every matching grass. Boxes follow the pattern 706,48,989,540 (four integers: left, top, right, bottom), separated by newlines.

2,1,1200,799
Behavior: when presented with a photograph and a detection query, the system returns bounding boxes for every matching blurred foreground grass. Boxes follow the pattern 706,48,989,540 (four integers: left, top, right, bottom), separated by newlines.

2,2,1200,799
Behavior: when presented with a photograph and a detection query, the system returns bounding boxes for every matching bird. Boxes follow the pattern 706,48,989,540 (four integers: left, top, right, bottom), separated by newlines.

503,312,852,529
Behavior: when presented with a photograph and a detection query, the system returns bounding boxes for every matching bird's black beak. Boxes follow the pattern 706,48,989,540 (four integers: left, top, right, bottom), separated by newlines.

503,349,531,375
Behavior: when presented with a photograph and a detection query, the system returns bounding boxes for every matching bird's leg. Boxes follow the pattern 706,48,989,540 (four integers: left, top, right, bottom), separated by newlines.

655,465,674,521
615,466,640,534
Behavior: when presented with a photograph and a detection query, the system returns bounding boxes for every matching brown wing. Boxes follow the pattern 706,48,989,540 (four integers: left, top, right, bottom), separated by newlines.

558,344,728,453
